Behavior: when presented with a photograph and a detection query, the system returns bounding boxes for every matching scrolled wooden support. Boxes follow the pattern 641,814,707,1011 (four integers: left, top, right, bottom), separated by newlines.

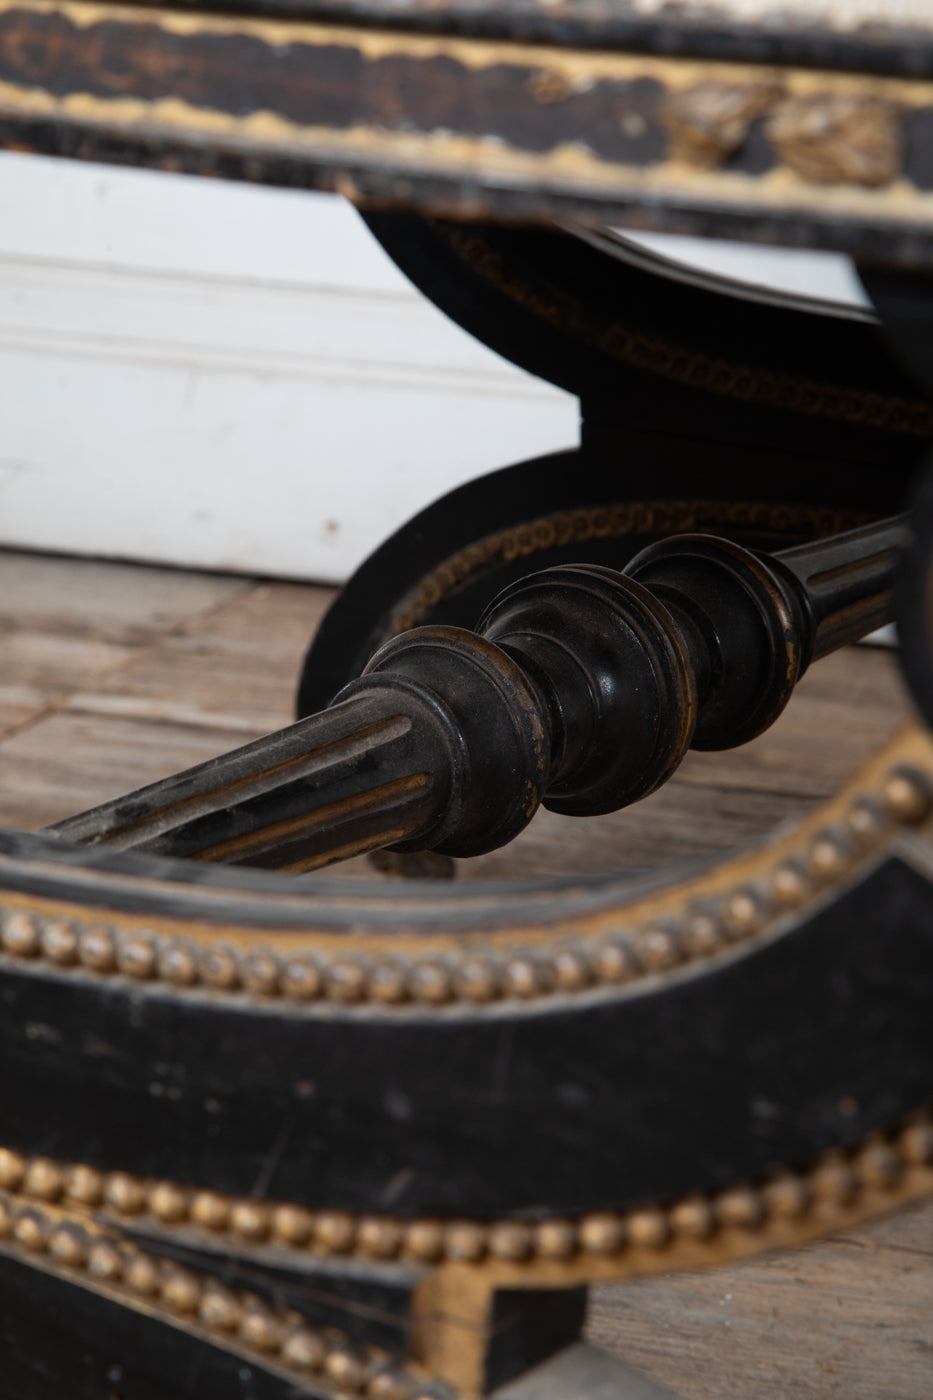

49,517,907,869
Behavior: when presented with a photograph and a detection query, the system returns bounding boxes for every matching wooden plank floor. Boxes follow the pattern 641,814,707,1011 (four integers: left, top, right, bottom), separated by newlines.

0,545,930,1396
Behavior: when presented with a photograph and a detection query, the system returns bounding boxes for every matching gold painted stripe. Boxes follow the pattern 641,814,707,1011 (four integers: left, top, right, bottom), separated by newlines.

2,0,933,227
191,772,433,863
52,715,414,847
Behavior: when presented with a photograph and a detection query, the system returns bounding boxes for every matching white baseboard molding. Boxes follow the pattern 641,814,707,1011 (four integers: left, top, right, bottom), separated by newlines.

0,153,576,583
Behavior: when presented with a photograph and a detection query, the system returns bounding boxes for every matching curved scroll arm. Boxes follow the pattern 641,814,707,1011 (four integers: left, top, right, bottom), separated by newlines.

48,518,907,870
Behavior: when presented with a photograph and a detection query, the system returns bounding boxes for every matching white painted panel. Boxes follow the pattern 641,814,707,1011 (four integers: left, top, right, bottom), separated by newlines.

0,152,577,581
627,232,870,308
0,150,410,290
0,345,575,580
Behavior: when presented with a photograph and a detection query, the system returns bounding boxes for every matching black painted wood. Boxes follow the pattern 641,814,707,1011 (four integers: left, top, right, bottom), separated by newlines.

3,22,933,1397
296,439,916,720
48,518,905,867
898,461,933,735
0,851,930,1217
70,0,933,80
485,1289,588,1393
124,1228,425,1354
0,1247,313,1400
0,1226,589,1397
299,220,927,720
363,217,921,413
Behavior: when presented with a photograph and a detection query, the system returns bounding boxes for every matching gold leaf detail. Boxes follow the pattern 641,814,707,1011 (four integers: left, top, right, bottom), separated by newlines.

667,82,780,168
769,95,902,187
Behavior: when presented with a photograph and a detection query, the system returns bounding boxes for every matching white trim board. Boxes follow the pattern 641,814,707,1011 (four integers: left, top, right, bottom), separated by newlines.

0,152,576,583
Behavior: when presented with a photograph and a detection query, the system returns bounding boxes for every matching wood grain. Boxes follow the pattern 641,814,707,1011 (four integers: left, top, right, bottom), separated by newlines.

0,551,246,741
0,545,929,1395
0,559,323,829
589,1202,933,1400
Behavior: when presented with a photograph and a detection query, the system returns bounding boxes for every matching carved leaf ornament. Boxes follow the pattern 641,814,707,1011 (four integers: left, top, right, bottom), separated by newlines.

668,83,903,186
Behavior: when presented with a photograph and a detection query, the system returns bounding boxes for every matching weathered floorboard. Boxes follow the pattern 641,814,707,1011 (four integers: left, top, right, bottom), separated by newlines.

0,551,246,742
589,1201,933,1400
0,544,929,1397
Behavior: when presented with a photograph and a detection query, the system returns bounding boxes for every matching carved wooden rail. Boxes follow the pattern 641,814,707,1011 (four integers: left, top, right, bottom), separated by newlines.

49,516,906,871
4,0,933,265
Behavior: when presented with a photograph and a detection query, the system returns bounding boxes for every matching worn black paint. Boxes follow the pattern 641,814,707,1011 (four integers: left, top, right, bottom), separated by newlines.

0,1246,317,1400
4,11,933,266
149,0,933,81
0,1236,587,1395
365,218,921,403
53,511,905,868
127,1227,425,1352
297,217,928,712
485,1288,588,1392
297,441,911,718
0,856,930,1216
0,8,668,161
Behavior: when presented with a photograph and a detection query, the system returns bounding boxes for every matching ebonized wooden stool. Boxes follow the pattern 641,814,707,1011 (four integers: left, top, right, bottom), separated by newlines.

1,2,932,1396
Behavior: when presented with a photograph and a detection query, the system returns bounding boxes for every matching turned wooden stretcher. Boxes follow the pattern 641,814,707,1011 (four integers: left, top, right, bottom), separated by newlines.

1,1,933,1396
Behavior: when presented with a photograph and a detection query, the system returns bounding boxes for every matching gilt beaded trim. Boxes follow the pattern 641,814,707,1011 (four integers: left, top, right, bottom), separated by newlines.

1,753,930,1011
0,1111,930,1276
0,1187,442,1400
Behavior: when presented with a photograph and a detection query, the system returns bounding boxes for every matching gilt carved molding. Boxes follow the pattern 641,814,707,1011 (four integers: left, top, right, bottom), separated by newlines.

3,0,933,258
